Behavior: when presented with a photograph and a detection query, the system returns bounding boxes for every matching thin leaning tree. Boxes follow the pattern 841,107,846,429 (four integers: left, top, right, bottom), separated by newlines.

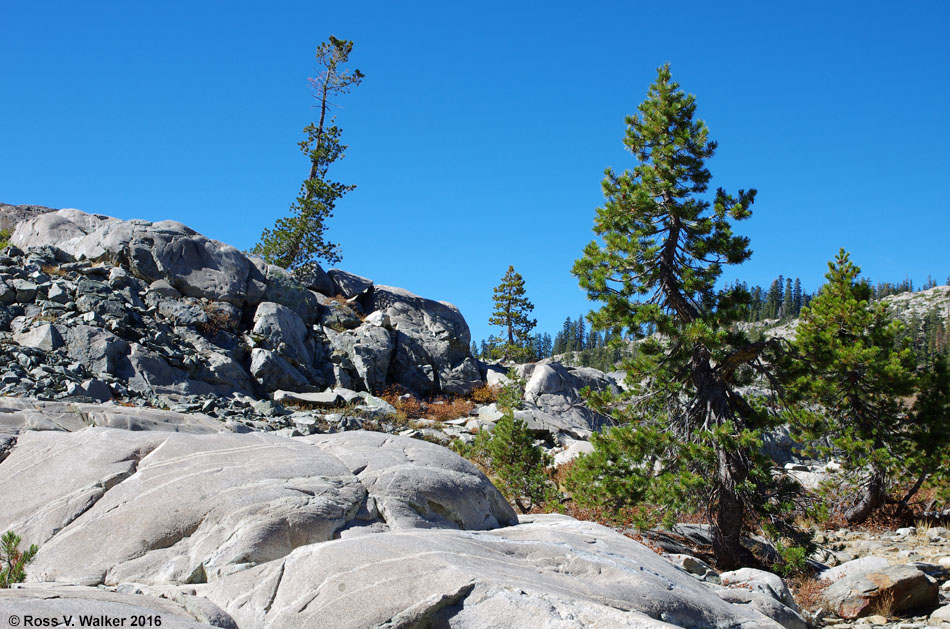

568,64,802,568
253,36,364,274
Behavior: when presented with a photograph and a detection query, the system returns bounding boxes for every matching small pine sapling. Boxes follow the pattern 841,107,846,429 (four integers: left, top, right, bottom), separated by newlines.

0,531,38,588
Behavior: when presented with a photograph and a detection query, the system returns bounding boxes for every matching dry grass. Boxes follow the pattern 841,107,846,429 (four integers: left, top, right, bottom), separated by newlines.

789,575,830,613
869,588,895,618
469,384,501,404
198,302,238,335
425,397,474,421
40,264,66,277
378,387,472,422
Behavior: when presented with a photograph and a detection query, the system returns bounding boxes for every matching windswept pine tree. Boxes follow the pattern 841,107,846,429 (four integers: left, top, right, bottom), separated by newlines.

488,266,537,362
568,64,801,568
253,36,364,273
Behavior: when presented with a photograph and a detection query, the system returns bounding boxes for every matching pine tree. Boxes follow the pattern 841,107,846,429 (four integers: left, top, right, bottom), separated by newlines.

782,277,794,319
488,266,538,363
792,278,803,316
787,250,916,523
569,64,795,568
895,354,950,513
252,37,364,273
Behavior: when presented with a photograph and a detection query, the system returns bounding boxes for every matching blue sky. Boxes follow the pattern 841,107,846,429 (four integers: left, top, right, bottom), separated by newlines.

2,1,948,345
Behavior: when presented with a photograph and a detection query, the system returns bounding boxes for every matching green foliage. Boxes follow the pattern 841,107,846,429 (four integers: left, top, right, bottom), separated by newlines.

787,249,916,522
252,36,364,274
0,531,38,588
565,421,707,529
487,266,537,363
569,63,795,568
772,540,809,578
0,228,10,249
901,354,950,506
454,376,557,513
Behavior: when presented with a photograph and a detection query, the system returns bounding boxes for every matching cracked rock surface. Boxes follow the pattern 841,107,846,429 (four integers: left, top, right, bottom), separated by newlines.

199,514,783,628
0,427,516,588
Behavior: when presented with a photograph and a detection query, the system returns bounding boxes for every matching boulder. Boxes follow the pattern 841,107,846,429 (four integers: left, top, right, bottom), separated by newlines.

0,585,228,629
200,515,783,629
257,263,320,324
516,363,614,438
65,325,129,376
297,262,335,296
252,301,311,367
372,285,481,395
720,567,797,611
822,564,939,619
553,438,595,466
249,348,311,392
0,428,514,587
0,279,15,304
932,603,950,622
11,209,267,307
716,588,807,629
303,431,517,531
325,324,394,393
328,269,373,299
13,323,64,352
819,556,890,583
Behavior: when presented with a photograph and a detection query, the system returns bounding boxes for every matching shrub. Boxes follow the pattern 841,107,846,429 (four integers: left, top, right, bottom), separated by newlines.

469,384,501,405
0,530,38,588
198,302,239,336
425,397,473,421
789,575,830,614
0,228,10,250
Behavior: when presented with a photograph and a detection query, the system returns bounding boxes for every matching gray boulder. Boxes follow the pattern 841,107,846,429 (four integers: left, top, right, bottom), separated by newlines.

819,556,890,583
325,323,394,393
0,279,15,304
372,285,481,395
0,427,515,587
720,567,797,611
249,348,311,392
716,588,807,629
515,363,615,438
328,269,373,298
256,263,321,325
822,564,938,619
0,585,227,628
65,325,129,376
11,209,267,307
200,514,783,629
13,323,64,352
303,431,517,531
252,301,311,367
297,262,335,296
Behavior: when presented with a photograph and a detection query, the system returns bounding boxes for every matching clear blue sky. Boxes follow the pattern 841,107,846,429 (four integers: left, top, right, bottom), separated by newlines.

2,1,948,345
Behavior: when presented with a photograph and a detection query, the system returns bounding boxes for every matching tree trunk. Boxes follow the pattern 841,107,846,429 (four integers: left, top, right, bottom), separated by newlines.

844,466,886,524
712,448,746,569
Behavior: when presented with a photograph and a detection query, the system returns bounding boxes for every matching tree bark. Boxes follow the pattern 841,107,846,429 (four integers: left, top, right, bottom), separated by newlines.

712,448,747,569
844,466,886,524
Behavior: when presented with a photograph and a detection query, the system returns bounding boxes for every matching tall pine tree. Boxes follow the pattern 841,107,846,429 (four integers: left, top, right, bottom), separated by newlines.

568,64,795,568
488,266,537,362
